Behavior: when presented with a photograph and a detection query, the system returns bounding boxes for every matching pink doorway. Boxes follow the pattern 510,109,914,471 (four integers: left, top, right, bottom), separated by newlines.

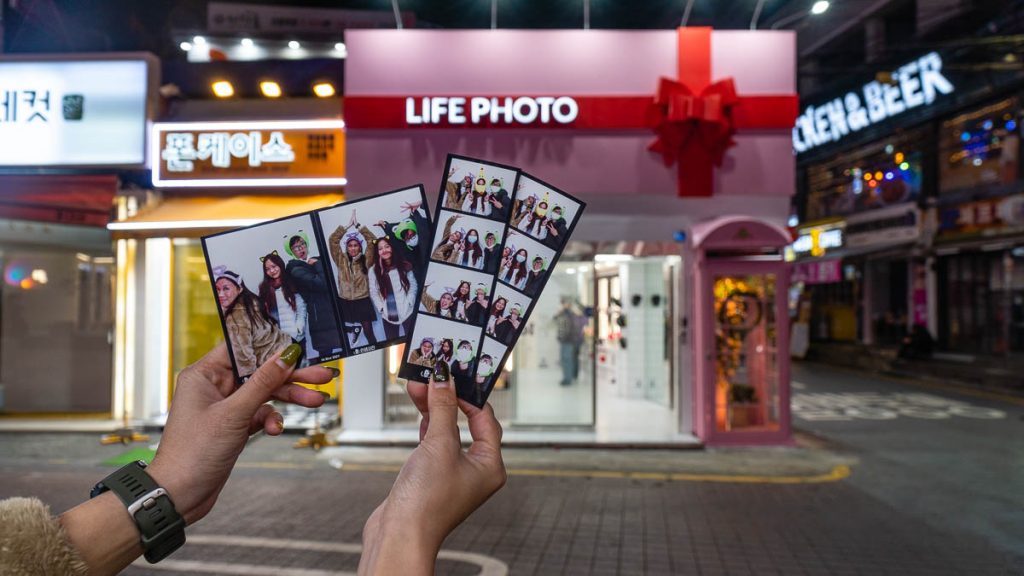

690,217,793,446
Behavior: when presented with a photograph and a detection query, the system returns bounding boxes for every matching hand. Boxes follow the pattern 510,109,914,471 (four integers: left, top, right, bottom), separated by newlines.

448,166,456,178
401,201,422,213
307,257,319,265
349,211,357,228
148,343,335,525
376,219,388,229
360,377,506,573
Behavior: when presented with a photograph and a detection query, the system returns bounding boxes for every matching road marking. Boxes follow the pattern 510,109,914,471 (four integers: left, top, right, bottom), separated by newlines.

332,463,851,484
135,534,508,576
793,391,1007,422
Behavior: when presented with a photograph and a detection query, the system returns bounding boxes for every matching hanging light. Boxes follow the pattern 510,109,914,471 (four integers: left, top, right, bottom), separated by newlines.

260,81,283,98
211,80,234,98
810,1,830,15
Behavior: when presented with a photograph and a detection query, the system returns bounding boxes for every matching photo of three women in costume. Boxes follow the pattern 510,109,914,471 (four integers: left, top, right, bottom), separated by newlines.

406,313,507,407
207,213,344,379
510,174,582,252
498,230,556,298
443,158,517,222
430,210,504,274
319,187,431,347
419,263,493,327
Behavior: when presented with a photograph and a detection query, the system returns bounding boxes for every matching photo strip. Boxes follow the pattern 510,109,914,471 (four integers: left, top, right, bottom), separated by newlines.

400,155,522,387
498,230,558,298
420,263,494,327
442,155,518,221
484,283,530,346
399,313,483,401
431,209,505,273
512,173,583,251
316,186,431,353
466,172,587,401
203,212,344,381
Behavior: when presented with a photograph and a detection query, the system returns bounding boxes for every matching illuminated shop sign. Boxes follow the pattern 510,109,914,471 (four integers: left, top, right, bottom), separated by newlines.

790,225,844,258
845,204,920,249
151,120,346,188
793,52,954,154
405,96,580,126
0,58,153,167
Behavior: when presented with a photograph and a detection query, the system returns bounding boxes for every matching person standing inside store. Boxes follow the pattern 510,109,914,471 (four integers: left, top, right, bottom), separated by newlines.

214,267,293,378
258,252,308,364
0,343,506,575
328,212,379,347
368,237,418,340
555,297,583,386
285,233,342,359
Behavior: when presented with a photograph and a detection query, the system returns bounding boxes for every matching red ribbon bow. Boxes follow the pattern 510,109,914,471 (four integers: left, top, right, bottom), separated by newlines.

648,76,740,170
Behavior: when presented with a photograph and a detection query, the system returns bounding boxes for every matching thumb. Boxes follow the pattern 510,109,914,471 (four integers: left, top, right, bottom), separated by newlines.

424,367,460,445
227,343,302,415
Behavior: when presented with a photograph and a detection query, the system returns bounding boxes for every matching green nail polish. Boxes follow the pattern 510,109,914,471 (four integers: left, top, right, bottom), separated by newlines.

327,367,341,379
432,360,450,382
279,343,302,367
319,391,331,400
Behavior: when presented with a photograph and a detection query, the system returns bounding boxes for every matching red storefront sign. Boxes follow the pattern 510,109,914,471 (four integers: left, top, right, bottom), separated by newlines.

345,27,799,198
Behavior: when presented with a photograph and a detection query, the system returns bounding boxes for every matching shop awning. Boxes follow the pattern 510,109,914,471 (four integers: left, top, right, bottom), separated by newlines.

108,194,344,238
0,175,117,228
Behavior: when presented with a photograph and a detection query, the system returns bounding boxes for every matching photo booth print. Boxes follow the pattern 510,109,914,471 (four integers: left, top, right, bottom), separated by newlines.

203,186,432,382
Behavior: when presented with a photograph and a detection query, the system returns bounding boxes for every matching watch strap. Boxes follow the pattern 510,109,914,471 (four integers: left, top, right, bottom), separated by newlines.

91,460,186,563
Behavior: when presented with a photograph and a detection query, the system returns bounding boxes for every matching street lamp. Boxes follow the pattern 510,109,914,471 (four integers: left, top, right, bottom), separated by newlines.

771,0,830,29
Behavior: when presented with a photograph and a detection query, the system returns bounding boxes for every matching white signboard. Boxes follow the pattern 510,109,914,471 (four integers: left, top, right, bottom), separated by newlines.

208,1,413,33
0,58,152,167
793,52,954,154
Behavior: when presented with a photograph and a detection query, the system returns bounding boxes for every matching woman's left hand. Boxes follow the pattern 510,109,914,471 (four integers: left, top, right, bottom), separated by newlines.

148,343,335,525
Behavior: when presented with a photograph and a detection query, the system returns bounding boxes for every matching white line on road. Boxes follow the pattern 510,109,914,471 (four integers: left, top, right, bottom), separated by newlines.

134,534,509,576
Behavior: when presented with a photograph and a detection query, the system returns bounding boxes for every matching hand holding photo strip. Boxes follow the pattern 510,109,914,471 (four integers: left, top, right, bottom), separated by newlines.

399,154,522,387
399,155,586,409
203,186,432,382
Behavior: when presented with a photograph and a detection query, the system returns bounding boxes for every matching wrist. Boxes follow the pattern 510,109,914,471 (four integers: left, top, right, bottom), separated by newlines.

365,500,441,571
147,459,202,526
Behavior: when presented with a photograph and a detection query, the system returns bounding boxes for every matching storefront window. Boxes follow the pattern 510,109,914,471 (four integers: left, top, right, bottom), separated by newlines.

939,252,1011,355
713,273,779,432
170,239,225,394
0,224,114,414
806,130,925,221
939,97,1021,195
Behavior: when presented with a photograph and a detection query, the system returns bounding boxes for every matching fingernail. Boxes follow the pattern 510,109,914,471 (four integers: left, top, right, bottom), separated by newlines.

277,343,302,368
319,391,331,401
326,367,341,379
432,360,450,386
274,414,285,430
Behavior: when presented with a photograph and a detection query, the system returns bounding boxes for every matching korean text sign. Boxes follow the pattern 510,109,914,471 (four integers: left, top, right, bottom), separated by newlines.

152,120,347,188
0,58,152,167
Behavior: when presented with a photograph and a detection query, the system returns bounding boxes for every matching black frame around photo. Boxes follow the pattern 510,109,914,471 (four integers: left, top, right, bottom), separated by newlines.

203,185,432,383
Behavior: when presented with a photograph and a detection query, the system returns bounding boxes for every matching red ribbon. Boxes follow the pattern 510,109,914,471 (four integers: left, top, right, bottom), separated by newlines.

649,27,796,198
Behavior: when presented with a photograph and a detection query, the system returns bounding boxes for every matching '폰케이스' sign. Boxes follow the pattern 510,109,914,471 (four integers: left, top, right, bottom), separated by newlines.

793,52,954,154
152,120,347,188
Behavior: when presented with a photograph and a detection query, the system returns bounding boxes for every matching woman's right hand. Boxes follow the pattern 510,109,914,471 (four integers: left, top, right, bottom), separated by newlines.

359,376,506,574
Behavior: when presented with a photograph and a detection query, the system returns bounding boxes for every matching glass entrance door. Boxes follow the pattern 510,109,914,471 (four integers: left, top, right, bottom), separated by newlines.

709,267,784,435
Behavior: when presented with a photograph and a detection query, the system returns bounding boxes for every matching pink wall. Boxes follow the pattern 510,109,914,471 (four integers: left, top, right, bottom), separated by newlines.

343,29,797,212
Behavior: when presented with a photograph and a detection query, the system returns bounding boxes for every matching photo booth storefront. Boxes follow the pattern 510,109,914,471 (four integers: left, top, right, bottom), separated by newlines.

110,118,346,425
340,28,798,446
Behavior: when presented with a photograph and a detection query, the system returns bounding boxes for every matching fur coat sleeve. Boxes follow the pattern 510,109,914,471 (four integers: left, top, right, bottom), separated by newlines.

0,497,88,575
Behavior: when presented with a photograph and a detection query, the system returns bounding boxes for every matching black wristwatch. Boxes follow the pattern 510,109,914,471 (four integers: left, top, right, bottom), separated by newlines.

90,460,186,563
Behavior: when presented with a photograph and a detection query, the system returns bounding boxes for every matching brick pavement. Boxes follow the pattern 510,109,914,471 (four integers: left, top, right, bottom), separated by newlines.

1,460,1019,575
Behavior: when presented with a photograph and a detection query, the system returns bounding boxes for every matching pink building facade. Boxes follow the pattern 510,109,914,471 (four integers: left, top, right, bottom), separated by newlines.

339,28,797,446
